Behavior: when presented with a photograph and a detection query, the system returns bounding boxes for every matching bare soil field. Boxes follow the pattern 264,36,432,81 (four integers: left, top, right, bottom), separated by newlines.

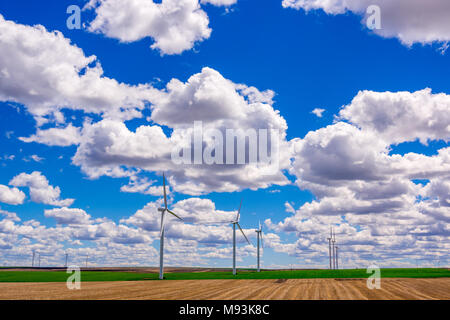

0,278,448,300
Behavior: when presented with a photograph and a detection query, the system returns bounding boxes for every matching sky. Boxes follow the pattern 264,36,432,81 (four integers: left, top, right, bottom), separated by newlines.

0,0,449,269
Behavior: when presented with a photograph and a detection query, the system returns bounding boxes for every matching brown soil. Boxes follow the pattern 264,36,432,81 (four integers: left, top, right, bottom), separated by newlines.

0,278,448,300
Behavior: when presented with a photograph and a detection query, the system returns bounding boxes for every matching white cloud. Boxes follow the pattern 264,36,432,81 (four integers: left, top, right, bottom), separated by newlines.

200,0,237,6
73,67,293,195
339,88,450,145
0,209,21,222
0,15,157,125
120,177,166,196
311,108,325,118
0,185,25,205
44,207,91,225
123,198,255,245
29,155,44,163
271,87,450,265
19,124,82,147
85,0,212,55
72,119,172,179
282,0,450,48
9,172,74,207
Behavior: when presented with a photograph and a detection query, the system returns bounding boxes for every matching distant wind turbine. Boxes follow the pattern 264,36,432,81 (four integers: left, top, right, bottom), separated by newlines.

327,227,332,269
255,221,264,272
332,228,337,269
158,173,183,280
335,245,339,270
32,250,35,268
230,200,250,275
65,253,68,268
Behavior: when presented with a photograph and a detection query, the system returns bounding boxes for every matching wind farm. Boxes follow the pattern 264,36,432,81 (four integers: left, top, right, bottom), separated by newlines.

0,175,448,300
0,0,449,305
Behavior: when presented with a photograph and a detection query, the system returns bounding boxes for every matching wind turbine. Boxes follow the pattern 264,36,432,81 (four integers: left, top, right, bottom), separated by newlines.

230,200,250,275
327,227,332,269
332,228,336,269
335,245,339,270
255,221,264,272
32,250,35,268
65,253,68,268
158,173,183,280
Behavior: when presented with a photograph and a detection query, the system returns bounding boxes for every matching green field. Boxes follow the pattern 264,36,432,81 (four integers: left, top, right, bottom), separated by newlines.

0,268,448,282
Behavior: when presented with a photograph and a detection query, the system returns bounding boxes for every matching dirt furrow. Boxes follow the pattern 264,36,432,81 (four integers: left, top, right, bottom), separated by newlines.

0,278,448,300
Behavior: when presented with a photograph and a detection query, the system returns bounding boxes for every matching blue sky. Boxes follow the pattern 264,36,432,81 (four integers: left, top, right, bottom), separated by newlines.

0,0,449,269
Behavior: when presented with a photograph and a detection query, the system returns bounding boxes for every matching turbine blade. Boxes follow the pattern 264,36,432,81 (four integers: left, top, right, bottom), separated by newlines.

259,220,261,231
167,209,183,221
160,210,166,237
236,199,242,222
237,223,250,245
163,173,168,209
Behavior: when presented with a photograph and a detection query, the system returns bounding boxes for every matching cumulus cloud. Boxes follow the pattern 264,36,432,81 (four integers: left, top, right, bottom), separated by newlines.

244,87,447,267
0,13,293,196
0,185,25,205
19,124,82,147
44,207,91,225
270,88,450,266
0,15,156,125
0,196,260,267
73,67,292,195
123,198,255,244
120,177,167,196
72,119,172,179
282,0,450,49
0,209,21,222
339,88,450,145
85,0,212,55
9,172,74,207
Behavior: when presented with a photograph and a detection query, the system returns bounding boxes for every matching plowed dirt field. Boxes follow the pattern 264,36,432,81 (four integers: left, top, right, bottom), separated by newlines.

0,278,448,300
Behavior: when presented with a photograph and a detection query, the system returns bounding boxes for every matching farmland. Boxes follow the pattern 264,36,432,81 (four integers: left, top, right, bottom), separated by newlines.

0,278,448,300
0,268,448,300
0,267,449,282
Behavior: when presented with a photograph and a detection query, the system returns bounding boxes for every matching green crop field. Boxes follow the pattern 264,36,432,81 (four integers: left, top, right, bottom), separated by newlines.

0,268,448,282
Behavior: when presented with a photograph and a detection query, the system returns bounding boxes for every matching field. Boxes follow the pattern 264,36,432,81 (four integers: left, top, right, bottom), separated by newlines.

0,278,449,300
0,268,448,300
0,267,448,282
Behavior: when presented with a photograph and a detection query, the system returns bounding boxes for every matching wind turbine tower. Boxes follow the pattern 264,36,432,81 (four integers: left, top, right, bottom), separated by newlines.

335,246,339,270
255,221,264,272
231,200,250,275
158,173,183,280
327,227,332,269
32,250,35,268
65,253,68,268
331,229,336,269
